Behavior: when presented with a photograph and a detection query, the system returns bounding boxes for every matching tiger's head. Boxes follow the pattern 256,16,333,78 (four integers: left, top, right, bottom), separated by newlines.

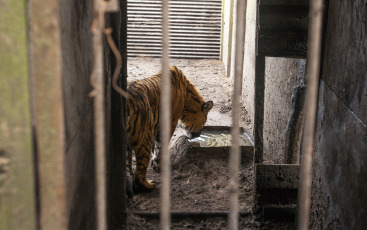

181,100,214,139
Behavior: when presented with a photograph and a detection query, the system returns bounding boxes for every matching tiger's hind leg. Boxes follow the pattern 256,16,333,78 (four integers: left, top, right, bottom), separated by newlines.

150,120,178,172
133,128,156,192
126,146,134,198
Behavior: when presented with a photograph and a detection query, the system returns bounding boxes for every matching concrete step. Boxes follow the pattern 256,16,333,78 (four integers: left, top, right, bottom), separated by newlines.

256,164,300,190
255,164,300,221
263,204,297,222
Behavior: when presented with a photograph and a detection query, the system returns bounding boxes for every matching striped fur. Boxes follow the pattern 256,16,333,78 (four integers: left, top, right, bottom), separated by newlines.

126,66,213,192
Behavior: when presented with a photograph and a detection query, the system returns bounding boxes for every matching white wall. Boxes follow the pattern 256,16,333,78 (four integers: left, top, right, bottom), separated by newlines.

221,0,234,77
241,0,257,136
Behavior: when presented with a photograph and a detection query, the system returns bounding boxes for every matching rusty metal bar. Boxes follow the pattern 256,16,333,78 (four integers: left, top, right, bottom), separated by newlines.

120,0,128,221
90,1,120,230
106,1,127,228
160,0,171,229
134,211,251,218
297,0,324,229
228,0,247,229
92,5,107,229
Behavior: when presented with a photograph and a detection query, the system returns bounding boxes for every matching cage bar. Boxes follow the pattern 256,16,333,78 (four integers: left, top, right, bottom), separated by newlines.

160,0,171,229
92,2,107,230
228,0,247,229
297,0,324,229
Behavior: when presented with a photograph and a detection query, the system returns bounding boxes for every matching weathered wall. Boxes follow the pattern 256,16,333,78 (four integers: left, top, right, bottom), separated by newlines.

60,1,123,229
0,1,36,229
263,58,306,163
310,0,367,229
60,1,96,229
242,0,257,137
241,0,307,156
221,0,234,77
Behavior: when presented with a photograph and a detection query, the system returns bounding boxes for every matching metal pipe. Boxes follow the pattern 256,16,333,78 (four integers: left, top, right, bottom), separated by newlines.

160,0,171,229
134,211,251,218
91,2,107,230
119,0,128,225
228,0,247,229
297,0,324,229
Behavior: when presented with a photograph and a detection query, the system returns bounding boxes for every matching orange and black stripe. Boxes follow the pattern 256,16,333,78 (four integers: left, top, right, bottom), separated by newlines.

126,66,213,193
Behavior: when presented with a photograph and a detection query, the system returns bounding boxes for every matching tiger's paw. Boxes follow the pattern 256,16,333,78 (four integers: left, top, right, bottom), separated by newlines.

133,176,156,193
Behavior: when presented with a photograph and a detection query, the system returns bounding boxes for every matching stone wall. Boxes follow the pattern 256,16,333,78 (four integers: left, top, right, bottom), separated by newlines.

221,0,234,77
310,0,367,229
60,1,121,229
263,58,306,163
242,0,256,137
242,0,306,160
60,1,96,229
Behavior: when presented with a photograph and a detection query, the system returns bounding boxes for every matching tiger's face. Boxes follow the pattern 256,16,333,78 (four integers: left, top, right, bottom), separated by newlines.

181,101,214,138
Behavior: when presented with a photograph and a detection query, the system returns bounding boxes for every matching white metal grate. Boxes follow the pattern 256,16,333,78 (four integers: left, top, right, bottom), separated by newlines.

127,0,222,59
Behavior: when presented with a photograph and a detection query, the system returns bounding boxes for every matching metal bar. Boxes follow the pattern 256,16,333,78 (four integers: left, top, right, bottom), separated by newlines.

27,0,67,229
228,0,246,229
120,0,128,226
297,0,324,229
134,211,251,218
107,1,126,228
160,0,171,229
90,2,120,230
91,2,107,230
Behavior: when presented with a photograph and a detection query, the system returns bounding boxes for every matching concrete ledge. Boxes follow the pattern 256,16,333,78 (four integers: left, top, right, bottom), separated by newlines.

256,164,300,189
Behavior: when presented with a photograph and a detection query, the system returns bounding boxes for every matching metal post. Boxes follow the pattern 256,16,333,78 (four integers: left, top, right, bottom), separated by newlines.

228,0,246,229
160,0,171,229
92,4,107,229
297,0,324,229
90,1,119,230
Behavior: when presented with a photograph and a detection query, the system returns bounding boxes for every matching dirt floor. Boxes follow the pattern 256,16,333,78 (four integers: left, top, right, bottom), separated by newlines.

125,58,293,229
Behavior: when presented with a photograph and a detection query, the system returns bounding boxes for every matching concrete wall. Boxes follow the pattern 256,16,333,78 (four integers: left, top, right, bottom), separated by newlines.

241,0,257,136
240,0,306,161
310,0,367,229
60,1,96,229
221,0,234,77
60,1,120,229
263,58,306,163
0,2,37,229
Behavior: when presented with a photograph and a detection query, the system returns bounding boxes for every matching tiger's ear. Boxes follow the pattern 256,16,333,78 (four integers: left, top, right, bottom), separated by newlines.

202,101,214,112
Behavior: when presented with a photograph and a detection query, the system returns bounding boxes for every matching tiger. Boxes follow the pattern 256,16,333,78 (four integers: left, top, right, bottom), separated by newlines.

126,66,213,196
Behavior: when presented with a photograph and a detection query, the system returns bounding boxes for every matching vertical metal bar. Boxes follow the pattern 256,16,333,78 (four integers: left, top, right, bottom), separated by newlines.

228,0,246,229
92,2,107,230
120,0,128,226
297,0,324,229
160,0,171,229
107,1,126,227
